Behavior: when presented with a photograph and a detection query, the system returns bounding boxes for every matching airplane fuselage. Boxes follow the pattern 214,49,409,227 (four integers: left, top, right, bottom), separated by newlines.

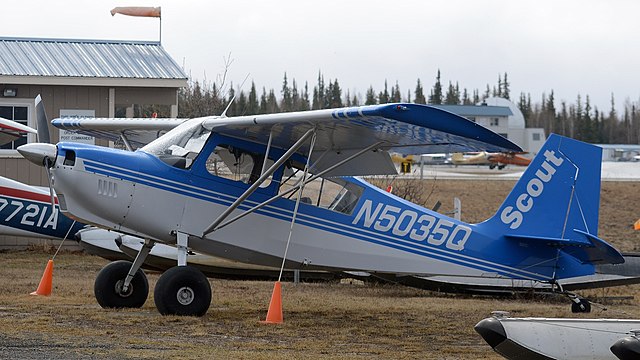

50,136,595,283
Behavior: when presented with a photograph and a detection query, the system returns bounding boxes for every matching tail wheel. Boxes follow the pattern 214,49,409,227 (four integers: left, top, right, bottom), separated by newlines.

154,266,211,316
94,260,149,309
571,298,591,313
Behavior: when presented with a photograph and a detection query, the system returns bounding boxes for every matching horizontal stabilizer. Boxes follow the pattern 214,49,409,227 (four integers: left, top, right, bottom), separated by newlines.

505,229,624,265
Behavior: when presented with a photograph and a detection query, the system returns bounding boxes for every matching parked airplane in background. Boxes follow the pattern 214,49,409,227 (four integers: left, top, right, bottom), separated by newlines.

0,116,37,147
451,151,531,169
19,102,624,317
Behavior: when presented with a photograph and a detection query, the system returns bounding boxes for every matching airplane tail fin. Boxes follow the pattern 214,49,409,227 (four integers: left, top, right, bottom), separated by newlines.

484,134,622,265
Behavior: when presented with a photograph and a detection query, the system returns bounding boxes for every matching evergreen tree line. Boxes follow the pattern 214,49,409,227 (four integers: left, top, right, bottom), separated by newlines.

178,70,640,145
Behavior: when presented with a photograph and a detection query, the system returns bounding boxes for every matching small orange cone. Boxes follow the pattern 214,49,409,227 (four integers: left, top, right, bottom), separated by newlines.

261,281,283,324
31,259,54,296
386,185,393,193
635,219,640,231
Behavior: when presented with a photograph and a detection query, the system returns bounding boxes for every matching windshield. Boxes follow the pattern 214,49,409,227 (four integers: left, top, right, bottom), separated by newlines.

140,118,211,168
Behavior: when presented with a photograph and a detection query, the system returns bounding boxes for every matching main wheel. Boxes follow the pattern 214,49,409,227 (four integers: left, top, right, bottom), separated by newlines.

154,266,211,316
94,260,149,309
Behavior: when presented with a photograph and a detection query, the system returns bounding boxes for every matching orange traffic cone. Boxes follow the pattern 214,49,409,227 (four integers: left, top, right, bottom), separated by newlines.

261,281,283,324
635,219,640,231
31,259,54,296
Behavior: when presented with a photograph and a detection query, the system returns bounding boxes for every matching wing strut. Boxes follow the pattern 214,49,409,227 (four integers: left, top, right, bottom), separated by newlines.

120,132,134,151
260,128,274,178
214,141,386,232
201,127,316,237
278,130,317,281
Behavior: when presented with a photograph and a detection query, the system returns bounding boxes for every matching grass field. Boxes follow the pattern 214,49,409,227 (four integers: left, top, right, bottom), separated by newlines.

1,179,639,359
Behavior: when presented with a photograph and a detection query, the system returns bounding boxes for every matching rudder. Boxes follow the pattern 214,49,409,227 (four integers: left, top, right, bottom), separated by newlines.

487,134,602,240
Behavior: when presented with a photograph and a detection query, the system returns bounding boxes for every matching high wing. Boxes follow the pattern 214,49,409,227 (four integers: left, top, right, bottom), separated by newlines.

52,103,521,176
0,117,36,145
203,103,521,176
52,117,188,149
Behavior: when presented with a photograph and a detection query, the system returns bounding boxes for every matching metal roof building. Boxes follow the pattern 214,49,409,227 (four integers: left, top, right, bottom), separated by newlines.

0,36,188,248
0,37,186,87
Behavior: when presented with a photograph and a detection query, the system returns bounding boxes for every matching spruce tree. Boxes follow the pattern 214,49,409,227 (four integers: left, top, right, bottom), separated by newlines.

247,82,259,115
259,87,268,114
444,81,460,104
365,86,377,105
281,73,293,112
414,79,426,104
378,80,390,104
391,81,402,102
328,79,343,108
428,70,443,104
301,82,310,111
502,72,510,99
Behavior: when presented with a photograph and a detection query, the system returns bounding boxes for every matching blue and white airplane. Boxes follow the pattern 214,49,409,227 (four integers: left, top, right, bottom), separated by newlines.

18,103,625,317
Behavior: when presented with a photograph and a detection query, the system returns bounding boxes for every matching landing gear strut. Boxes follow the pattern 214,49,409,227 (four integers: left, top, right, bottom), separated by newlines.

552,280,592,313
570,297,592,313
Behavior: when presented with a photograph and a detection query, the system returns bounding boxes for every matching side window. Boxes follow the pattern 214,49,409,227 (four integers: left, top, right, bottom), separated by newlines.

279,175,363,215
205,144,272,187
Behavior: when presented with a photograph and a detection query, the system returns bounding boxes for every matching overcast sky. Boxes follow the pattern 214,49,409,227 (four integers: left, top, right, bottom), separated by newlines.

5,1,640,112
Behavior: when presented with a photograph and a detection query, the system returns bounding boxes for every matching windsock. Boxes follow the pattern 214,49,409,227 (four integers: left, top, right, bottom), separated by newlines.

110,6,161,18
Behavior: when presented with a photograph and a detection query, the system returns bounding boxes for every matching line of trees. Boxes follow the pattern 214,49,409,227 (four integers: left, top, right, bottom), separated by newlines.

178,70,640,145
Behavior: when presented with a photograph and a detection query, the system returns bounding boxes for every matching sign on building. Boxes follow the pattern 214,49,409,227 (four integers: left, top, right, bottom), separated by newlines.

59,109,95,145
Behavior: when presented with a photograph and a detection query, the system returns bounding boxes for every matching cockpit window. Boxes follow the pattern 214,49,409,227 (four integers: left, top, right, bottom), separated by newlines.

205,144,273,187
140,118,211,169
279,175,363,215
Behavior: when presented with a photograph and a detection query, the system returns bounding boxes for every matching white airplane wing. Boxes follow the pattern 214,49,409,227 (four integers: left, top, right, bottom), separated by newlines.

0,117,36,145
51,103,521,176
52,117,188,148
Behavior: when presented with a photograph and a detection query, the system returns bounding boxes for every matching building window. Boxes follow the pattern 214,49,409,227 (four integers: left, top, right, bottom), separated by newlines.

490,118,500,126
0,105,29,150
499,133,508,139
532,133,541,141
466,117,476,123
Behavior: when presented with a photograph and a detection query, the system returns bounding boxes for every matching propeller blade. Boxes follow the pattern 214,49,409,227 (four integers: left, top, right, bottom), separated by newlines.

35,95,51,144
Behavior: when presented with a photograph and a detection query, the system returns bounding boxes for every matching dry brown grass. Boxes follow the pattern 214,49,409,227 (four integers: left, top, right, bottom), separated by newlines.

1,179,639,359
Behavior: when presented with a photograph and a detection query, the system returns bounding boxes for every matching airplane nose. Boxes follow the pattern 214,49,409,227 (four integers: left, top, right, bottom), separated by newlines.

17,143,57,167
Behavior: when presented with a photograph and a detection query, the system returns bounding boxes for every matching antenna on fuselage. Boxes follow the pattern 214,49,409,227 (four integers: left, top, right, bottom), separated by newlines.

220,73,251,118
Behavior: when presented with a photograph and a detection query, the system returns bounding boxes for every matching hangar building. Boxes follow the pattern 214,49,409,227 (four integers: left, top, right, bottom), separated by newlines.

0,36,188,248
433,97,546,156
